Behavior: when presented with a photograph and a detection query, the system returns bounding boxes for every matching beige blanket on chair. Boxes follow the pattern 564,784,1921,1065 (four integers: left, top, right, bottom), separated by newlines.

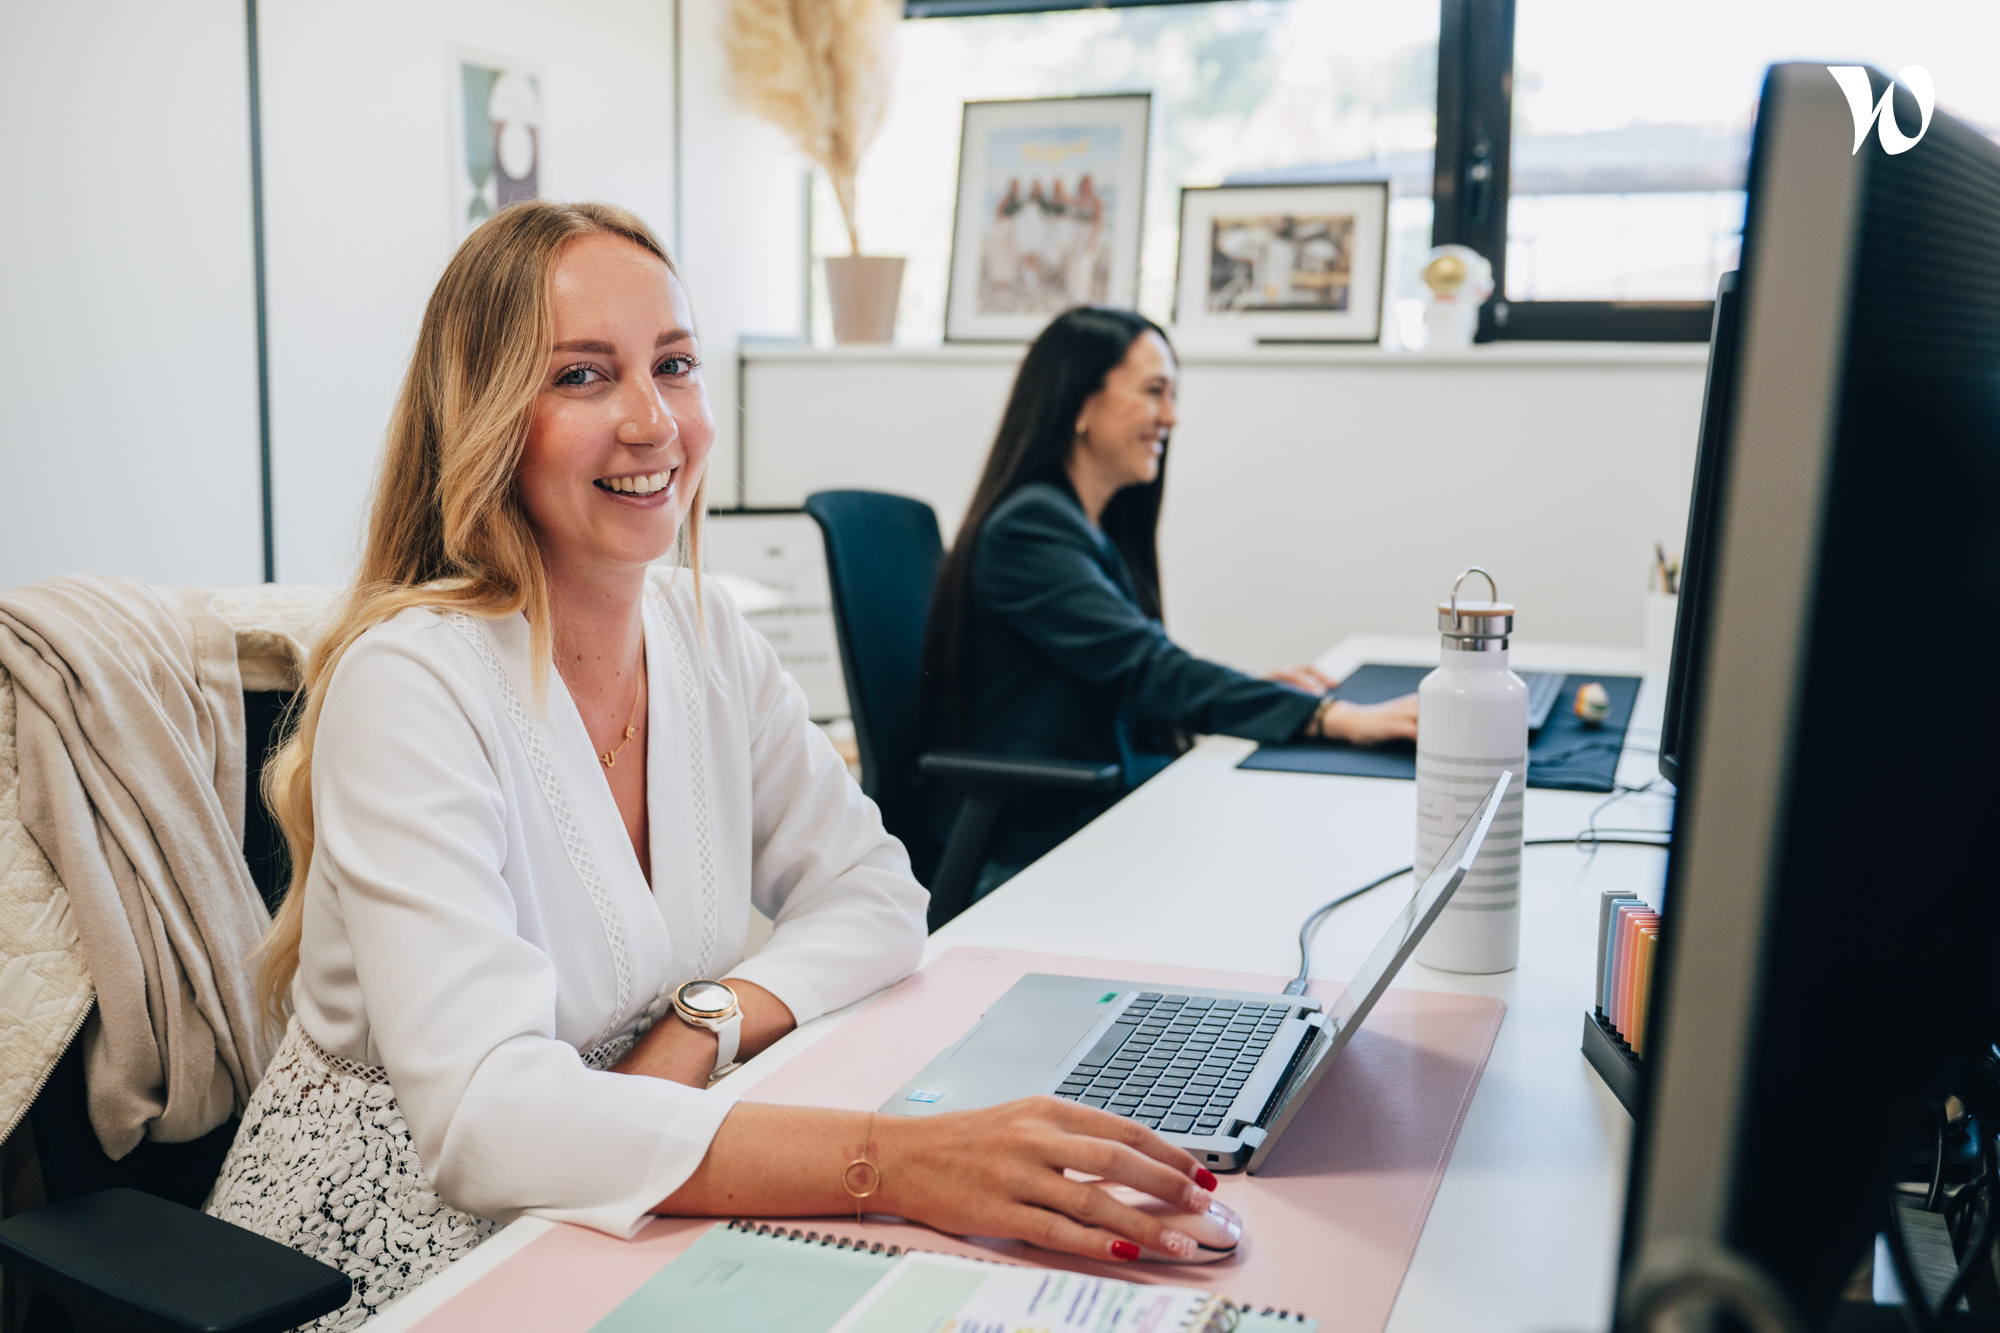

0,576,274,1158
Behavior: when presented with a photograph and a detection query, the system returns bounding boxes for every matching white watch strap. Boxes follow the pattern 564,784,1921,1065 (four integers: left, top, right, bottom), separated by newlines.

713,1010,741,1073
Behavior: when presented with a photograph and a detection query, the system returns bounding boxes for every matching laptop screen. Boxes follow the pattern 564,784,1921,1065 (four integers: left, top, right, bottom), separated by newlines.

1325,773,1509,1034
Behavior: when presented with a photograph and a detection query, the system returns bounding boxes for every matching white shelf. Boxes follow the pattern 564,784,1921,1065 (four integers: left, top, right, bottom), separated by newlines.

737,339,1710,370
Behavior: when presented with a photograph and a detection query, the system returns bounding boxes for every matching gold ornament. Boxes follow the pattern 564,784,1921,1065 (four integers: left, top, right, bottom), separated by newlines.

1423,253,1469,296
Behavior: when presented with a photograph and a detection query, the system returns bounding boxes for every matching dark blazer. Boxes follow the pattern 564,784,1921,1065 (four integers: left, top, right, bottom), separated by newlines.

964,480,1320,867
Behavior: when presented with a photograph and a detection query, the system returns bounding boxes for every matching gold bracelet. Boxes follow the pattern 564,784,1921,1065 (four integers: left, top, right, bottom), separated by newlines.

842,1111,880,1225
1311,695,1339,739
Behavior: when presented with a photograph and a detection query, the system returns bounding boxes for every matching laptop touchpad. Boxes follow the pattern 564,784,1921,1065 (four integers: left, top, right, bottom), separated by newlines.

952,1009,1101,1066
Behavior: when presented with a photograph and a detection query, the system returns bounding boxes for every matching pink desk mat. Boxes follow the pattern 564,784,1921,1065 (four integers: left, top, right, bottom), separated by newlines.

411,947,1504,1333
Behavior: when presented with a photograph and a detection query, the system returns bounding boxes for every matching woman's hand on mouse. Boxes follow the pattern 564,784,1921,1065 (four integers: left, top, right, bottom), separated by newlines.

1311,693,1420,747
1095,1184,1244,1261
659,1099,1214,1262
874,1097,1216,1263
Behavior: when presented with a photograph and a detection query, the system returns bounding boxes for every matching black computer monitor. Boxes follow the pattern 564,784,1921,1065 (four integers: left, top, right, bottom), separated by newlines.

1619,62,2000,1328
1657,270,1740,787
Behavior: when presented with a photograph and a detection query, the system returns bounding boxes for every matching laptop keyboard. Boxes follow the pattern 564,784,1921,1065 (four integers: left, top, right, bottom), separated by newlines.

1052,992,1294,1136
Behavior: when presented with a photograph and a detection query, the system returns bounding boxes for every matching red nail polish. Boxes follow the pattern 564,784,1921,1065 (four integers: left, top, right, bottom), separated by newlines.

1111,1240,1140,1261
1194,1167,1218,1191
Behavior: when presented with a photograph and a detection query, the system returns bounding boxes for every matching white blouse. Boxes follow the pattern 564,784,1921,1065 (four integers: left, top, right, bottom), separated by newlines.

292,571,927,1238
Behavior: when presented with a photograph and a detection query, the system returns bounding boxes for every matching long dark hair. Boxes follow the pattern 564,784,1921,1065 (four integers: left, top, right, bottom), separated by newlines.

920,307,1173,751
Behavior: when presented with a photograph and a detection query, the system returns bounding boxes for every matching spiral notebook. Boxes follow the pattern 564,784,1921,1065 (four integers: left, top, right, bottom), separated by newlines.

589,1221,1314,1333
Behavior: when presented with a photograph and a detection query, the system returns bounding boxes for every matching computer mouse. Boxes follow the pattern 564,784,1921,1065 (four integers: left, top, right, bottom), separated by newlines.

1102,1185,1243,1264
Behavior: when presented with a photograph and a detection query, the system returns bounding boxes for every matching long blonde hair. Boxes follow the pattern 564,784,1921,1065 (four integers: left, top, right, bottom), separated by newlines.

256,200,704,1023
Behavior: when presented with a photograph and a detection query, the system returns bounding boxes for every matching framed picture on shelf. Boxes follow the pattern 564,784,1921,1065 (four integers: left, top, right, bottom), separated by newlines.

1172,182,1389,344
945,93,1151,343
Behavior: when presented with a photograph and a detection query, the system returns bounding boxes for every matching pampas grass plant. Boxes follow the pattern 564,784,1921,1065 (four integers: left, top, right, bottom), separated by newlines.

726,0,901,256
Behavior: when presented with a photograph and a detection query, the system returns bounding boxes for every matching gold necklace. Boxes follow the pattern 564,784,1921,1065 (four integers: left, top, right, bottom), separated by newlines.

599,669,643,769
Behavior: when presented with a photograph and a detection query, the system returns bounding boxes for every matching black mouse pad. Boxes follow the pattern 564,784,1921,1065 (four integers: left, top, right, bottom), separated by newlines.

1238,663,1641,793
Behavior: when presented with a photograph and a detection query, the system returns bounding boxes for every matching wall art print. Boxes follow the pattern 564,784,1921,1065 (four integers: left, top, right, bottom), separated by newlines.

1173,181,1389,344
451,52,544,236
945,94,1150,342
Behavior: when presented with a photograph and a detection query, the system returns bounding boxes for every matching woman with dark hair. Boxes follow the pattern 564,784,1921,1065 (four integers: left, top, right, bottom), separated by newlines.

920,307,1417,895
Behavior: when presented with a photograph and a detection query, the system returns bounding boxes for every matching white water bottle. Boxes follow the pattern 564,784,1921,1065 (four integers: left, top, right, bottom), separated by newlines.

1413,568,1528,974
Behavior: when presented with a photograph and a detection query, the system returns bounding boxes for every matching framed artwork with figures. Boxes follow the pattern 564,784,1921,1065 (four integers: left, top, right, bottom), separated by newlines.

449,50,544,237
1173,181,1389,343
945,94,1151,343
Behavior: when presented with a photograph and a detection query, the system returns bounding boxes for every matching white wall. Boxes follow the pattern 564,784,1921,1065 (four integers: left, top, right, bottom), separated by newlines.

259,0,683,584
675,0,813,510
0,3,1703,660
256,0,810,581
0,0,264,589
0,0,786,591
741,344,1709,664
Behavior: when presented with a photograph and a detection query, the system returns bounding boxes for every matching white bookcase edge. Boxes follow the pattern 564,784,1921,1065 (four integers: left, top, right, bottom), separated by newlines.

735,340,1711,370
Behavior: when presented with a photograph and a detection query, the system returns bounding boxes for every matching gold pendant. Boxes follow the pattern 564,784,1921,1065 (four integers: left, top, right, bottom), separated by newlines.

600,751,616,768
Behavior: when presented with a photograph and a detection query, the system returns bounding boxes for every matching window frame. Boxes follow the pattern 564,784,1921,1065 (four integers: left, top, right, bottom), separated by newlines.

1431,0,1713,341
905,0,1716,341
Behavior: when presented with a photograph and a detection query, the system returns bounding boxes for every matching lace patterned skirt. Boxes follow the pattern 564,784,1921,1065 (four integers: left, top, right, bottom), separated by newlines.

204,1018,500,1330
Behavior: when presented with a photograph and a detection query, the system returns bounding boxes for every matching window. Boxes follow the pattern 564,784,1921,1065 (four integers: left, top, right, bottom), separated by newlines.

1455,0,2000,339
814,0,1437,344
1509,1,1998,301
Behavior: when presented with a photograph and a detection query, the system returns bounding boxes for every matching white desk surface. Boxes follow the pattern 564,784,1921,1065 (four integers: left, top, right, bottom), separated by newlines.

374,635,1674,1333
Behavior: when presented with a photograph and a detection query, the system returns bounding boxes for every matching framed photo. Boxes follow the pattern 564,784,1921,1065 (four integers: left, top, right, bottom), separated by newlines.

945,94,1151,343
1173,182,1389,343
449,49,544,237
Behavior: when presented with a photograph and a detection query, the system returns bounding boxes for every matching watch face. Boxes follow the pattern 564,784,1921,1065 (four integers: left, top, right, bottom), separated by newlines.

678,981,734,1016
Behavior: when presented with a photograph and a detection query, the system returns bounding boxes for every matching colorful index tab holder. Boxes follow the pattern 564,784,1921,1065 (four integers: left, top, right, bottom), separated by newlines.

1580,889,1662,1114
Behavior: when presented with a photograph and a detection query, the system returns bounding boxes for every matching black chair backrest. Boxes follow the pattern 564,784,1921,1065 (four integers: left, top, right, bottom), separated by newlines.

27,1045,236,1212
242,689,296,916
802,491,944,871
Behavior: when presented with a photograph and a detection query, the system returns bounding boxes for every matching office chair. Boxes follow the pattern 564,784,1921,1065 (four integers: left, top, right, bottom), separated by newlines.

0,683,351,1333
803,491,1120,930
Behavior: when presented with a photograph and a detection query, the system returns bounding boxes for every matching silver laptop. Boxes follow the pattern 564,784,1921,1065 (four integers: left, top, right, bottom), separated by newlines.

881,772,1511,1174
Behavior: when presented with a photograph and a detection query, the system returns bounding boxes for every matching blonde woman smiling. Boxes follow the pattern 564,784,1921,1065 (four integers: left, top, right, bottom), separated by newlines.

205,202,1217,1327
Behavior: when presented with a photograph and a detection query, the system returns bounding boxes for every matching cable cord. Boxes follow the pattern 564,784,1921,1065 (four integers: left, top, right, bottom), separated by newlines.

1935,1130,1997,1323
1947,1172,1993,1249
1927,1119,1949,1212
1283,833,1671,995
1588,777,1669,834
1283,867,1414,996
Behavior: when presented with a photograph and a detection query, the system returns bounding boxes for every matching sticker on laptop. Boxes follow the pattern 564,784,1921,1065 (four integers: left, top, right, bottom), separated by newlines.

905,1089,944,1104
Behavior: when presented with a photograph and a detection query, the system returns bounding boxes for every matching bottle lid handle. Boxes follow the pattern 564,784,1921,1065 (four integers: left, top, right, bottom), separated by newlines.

1450,567,1498,626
